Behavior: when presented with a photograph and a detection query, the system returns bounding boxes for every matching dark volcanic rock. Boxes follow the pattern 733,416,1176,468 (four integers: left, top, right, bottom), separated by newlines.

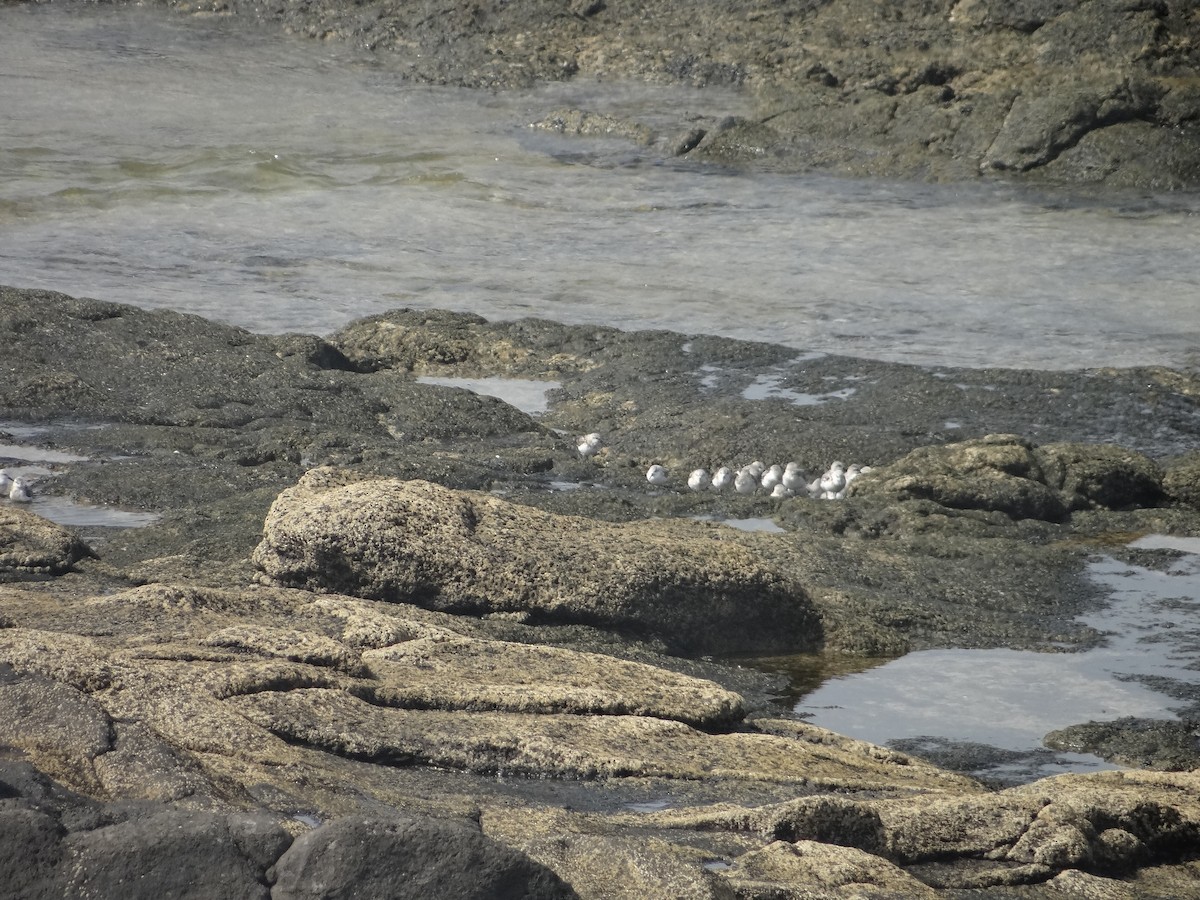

0,804,64,900
1045,718,1200,772
272,813,577,900
56,809,289,900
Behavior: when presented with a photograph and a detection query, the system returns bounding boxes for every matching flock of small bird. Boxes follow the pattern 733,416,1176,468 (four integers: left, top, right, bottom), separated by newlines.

576,432,869,500
0,470,33,503
650,459,869,499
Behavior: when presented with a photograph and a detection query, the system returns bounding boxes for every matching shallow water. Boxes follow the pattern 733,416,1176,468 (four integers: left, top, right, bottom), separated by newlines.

414,376,560,415
790,541,1200,780
3,4,1200,370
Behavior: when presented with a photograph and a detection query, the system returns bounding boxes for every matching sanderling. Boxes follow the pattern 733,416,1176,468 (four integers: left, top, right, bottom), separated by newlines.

819,461,847,496
781,462,807,492
734,468,758,495
0,470,12,497
711,467,734,492
760,464,784,491
770,483,794,499
646,464,669,486
577,432,603,459
8,476,33,503
687,468,710,491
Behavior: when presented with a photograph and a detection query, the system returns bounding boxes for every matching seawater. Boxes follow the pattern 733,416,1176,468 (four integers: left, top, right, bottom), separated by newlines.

3,3,1200,370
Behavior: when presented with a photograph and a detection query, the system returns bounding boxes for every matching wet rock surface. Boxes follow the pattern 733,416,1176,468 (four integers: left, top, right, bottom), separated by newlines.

126,0,1200,188
3,285,1200,896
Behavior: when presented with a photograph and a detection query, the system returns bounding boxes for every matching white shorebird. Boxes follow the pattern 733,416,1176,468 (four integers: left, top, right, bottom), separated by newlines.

781,462,807,493
770,483,794,499
687,468,710,492
711,466,734,492
0,470,12,497
8,476,32,503
760,464,784,492
745,460,767,479
576,432,603,460
734,468,758,495
844,463,863,487
646,464,669,486
819,461,847,496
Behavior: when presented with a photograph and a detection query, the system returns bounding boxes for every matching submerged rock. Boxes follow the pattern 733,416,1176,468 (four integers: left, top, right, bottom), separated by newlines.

253,471,820,655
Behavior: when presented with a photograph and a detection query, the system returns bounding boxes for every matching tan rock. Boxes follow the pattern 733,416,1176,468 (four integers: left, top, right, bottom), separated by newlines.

0,505,94,576
362,634,745,729
202,624,365,675
484,808,731,900
721,839,935,898
228,688,977,791
253,472,819,654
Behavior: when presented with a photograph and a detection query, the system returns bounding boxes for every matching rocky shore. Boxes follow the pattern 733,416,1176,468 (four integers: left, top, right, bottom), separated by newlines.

3,285,1200,896
126,0,1200,189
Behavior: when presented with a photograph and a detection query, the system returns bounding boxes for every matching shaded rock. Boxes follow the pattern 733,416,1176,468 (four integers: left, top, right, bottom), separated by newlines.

981,78,1156,174
253,472,820,655
372,374,549,441
0,805,64,900
1035,443,1164,511
0,664,113,794
0,507,95,578
56,808,289,900
361,633,746,730
271,812,577,900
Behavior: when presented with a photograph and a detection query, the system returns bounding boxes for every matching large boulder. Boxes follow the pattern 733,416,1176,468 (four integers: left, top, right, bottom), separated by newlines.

253,470,819,654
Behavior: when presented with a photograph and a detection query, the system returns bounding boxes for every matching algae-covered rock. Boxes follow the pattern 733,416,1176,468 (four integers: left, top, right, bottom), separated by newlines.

850,434,1068,519
721,839,935,898
852,435,1165,520
0,506,95,578
1045,718,1200,772
253,471,819,654
1164,452,1200,510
